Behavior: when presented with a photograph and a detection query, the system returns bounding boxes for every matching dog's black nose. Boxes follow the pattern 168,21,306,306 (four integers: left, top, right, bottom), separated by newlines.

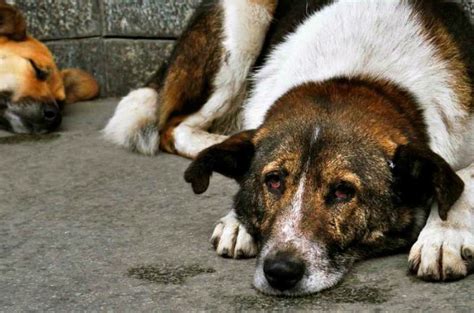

43,104,62,130
263,253,305,291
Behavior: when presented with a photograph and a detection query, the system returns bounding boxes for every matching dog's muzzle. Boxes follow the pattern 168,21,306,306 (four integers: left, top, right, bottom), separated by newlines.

0,93,62,133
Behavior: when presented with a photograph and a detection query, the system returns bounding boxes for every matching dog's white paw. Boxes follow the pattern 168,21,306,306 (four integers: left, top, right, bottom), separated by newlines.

409,165,474,281
103,88,160,155
409,222,474,281
210,211,257,259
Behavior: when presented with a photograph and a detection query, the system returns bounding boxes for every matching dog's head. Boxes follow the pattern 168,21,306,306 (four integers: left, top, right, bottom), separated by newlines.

0,2,99,133
185,81,464,296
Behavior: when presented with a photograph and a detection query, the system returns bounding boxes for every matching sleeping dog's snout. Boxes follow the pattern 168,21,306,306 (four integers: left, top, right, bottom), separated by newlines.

263,252,305,291
0,96,63,133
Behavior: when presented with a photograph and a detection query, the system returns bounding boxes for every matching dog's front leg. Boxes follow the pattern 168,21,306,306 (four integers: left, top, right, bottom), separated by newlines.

210,209,257,259
409,163,474,281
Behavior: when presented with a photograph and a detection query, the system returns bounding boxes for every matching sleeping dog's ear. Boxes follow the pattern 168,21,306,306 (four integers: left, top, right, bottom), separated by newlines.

61,69,100,104
184,130,256,194
391,143,464,220
0,3,27,41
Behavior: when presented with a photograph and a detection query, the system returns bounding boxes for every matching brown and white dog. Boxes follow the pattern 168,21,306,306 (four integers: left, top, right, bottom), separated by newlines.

0,1,99,134
104,0,474,296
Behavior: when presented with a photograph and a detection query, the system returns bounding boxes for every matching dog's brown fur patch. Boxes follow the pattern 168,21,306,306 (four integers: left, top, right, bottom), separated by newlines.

415,1,473,116
151,4,224,152
265,78,427,156
61,69,99,104
249,0,278,13
159,115,186,154
0,2,26,41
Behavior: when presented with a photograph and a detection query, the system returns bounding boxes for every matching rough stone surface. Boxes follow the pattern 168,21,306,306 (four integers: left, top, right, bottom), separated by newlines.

10,0,203,40
103,0,202,38
46,39,107,97
9,0,101,40
461,0,474,22
0,99,474,311
44,39,175,97
103,39,174,96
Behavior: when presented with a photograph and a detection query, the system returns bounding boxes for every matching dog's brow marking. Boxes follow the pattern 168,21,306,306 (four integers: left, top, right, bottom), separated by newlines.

311,126,320,146
292,171,307,216
281,163,309,240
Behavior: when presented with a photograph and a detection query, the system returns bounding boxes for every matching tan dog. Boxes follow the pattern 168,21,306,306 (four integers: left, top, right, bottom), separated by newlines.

0,1,99,133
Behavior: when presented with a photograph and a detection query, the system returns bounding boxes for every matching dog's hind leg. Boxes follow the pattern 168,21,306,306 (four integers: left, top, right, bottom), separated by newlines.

103,0,276,158
409,162,474,281
103,2,224,155
167,0,277,159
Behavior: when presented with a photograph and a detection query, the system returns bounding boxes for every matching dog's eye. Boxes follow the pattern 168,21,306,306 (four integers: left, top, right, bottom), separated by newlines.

327,181,355,204
28,59,50,81
265,171,285,195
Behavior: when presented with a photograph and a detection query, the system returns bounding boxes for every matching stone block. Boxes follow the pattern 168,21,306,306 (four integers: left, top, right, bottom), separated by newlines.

102,0,201,38
9,0,101,40
46,39,106,97
47,39,175,97
103,39,175,96
460,0,474,23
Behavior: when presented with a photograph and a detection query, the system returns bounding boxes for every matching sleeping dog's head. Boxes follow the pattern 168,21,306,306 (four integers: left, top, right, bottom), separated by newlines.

0,2,99,133
185,79,464,296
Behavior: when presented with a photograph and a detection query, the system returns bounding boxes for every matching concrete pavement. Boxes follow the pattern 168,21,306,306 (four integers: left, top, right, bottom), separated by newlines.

1,99,473,311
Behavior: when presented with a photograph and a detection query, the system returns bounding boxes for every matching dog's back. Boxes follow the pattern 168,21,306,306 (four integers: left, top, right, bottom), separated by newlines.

244,0,473,169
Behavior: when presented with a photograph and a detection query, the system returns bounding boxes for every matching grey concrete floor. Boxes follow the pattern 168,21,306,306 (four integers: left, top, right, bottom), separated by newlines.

0,98,473,312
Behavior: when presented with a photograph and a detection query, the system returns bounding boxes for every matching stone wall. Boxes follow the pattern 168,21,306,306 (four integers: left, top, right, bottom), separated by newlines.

462,0,474,21
9,0,202,97
7,0,474,97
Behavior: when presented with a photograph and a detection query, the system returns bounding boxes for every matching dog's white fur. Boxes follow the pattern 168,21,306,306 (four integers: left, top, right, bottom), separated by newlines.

103,88,160,155
0,54,24,95
4,110,28,133
210,210,257,258
409,163,474,280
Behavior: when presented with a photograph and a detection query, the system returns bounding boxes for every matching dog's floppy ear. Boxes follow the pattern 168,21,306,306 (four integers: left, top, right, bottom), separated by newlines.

61,69,100,104
391,143,464,220
184,130,256,194
0,3,27,41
